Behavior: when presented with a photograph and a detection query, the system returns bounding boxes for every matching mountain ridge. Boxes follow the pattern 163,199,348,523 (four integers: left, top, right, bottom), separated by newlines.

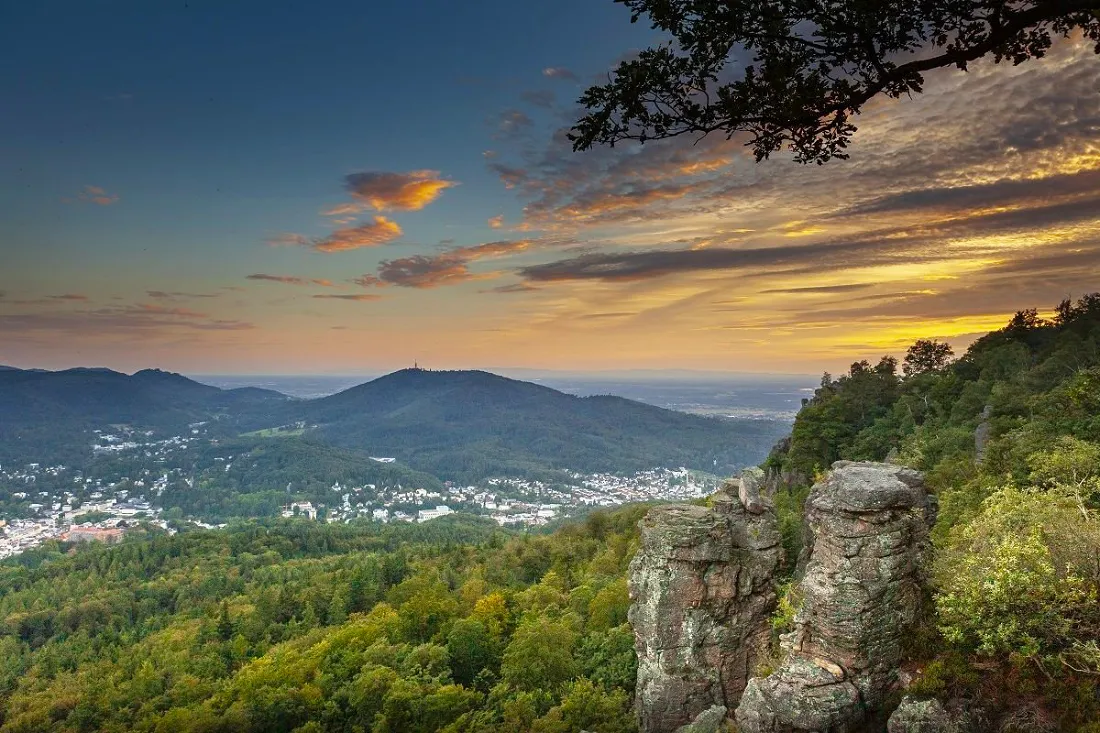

0,365,789,480
286,368,787,480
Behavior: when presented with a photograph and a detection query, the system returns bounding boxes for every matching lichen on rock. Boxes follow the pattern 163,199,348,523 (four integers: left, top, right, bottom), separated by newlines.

887,695,974,732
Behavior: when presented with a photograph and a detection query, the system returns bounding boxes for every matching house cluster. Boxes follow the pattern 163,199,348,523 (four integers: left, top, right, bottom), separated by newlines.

0,474,171,559
3,415,729,556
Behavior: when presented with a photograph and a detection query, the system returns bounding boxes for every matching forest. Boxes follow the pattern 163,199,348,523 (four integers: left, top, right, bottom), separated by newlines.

2,293,1100,731
767,293,1100,730
0,511,642,733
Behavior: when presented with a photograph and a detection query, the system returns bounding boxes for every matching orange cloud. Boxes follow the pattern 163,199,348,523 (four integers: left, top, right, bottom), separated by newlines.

313,216,404,252
351,274,386,288
321,202,365,217
488,215,505,229
344,170,457,211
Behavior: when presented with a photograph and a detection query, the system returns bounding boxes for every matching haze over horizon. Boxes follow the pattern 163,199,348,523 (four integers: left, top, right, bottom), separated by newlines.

3,1,1098,375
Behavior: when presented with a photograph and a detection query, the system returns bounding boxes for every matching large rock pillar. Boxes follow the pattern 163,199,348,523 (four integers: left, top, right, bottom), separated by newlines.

630,469,782,732
735,461,933,733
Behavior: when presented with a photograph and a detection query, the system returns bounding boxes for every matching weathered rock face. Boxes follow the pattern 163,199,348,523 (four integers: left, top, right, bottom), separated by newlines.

887,695,973,732
630,469,782,732
674,705,729,733
974,404,993,465
735,461,934,733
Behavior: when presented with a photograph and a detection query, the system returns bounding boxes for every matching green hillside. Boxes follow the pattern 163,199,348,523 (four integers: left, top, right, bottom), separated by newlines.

0,367,787,482
0,368,286,464
766,293,1100,729
0,510,644,733
293,369,788,481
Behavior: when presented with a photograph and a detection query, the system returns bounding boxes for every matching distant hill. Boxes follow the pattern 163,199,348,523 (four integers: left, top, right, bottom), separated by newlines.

284,368,789,480
0,367,287,463
0,365,789,480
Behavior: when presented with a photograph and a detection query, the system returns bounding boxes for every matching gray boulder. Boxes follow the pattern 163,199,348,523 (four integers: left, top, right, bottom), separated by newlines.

888,696,973,732
735,461,934,733
631,476,782,732
674,705,729,733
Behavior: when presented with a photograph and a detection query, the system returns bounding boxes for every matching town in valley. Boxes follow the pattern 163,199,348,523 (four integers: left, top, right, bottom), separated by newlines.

0,423,724,559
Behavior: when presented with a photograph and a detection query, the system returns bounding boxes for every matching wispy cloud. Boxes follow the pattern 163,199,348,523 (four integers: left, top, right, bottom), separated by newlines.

760,283,876,295
72,185,119,206
542,67,578,82
376,255,487,289
146,290,224,300
314,217,403,252
246,274,335,286
520,90,555,108
311,294,382,302
361,239,534,289
270,217,404,253
488,214,505,229
0,301,254,339
495,109,533,139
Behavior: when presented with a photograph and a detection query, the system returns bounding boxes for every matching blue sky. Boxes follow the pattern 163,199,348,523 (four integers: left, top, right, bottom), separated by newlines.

2,2,1099,373
1,0,644,275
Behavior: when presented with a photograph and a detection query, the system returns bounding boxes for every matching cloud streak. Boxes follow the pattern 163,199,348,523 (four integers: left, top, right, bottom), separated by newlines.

358,239,535,289
0,302,254,339
311,294,381,302
247,274,335,286
270,217,405,253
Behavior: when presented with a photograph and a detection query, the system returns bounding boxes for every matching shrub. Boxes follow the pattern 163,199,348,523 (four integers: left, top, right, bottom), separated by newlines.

935,485,1100,672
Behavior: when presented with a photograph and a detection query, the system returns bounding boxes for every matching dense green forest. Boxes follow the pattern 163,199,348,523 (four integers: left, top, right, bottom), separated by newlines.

0,513,643,733
767,293,1100,730
3,294,1100,731
120,437,446,523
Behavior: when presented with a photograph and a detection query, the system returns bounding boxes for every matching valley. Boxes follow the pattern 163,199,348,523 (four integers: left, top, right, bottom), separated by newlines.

0,368,786,558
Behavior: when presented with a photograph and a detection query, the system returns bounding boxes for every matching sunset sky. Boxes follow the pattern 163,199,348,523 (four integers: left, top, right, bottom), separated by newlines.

3,1,1099,375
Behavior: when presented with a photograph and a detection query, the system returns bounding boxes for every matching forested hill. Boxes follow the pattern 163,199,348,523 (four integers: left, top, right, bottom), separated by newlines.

0,368,287,463
763,293,1100,729
288,369,787,480
0,366,789,481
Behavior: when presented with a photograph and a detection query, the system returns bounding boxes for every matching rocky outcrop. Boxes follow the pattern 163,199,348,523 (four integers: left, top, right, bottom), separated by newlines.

736,461,934,733
887,696,973,732
974,404,993,465
630,470,782,732
674,705,729,733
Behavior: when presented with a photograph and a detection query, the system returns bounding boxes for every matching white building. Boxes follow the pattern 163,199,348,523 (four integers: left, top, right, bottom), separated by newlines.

417,505,453,523
282,501,317,520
